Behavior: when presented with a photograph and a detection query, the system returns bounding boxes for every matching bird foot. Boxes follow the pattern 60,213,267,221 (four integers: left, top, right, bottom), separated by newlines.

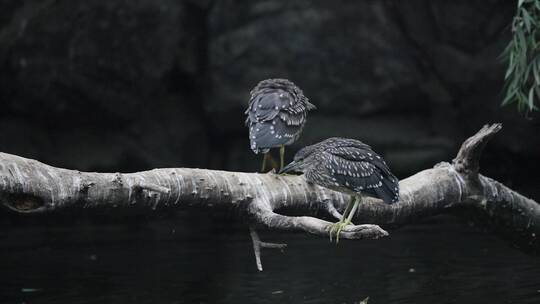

328,220,352,243
266,168,277,174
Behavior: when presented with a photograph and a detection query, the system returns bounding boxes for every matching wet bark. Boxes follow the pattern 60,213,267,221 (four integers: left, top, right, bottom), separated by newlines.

0,124,538,248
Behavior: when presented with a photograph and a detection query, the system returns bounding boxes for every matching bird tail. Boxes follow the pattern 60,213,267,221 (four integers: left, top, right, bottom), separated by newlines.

375,175,400,204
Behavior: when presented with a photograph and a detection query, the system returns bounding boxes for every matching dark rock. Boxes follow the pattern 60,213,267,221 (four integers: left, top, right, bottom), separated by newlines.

0,0,209,171
208,0,424,119
0,0,538,188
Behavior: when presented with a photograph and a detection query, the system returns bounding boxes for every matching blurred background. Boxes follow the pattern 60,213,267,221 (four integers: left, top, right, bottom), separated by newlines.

1,1,540,303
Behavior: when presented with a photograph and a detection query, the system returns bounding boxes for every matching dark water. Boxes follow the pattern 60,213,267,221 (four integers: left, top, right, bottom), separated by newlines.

1,213,539,304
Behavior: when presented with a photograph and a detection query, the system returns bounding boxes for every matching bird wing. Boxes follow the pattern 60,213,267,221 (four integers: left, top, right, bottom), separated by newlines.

245,90,290,125
248,119,302,152
322,152,381,190
278,95,316,126
327,142,393,175
323,147,400,204
245,89,305,152
245,87,315,127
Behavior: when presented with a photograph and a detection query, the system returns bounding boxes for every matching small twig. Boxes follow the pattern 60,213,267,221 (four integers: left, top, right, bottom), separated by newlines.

249,226,287,271
251,204,388,240
325,200,345,221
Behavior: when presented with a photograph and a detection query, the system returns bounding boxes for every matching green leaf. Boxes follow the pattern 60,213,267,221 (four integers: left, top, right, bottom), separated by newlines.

517,29,527,57
520,91,529,108
534,85,540,105
502,89,517,106
528,86,535,109
523,9,533,31
525,60,534,79
500,0,540,112
533,60,540,83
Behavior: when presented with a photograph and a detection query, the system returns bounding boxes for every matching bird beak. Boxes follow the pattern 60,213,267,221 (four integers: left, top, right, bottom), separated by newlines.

279,161,300,174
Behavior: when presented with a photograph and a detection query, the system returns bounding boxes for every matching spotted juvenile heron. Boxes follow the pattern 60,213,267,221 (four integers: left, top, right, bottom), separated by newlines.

245,78,316,172
280,137,400,242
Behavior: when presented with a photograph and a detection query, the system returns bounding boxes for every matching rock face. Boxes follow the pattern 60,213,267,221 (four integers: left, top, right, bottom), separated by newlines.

0,0,210,171
0,0,538,189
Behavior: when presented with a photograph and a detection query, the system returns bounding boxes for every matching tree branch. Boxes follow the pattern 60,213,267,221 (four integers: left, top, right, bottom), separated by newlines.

249,226,286,271
1,124,539,262
453,123,502,178
248,198,389,240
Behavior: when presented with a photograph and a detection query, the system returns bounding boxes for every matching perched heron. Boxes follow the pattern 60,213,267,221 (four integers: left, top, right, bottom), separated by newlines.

280,137,399,242
245,78,316,172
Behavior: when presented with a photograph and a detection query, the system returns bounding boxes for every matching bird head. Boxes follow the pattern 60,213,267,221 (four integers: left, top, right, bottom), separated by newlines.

279,144,319,174
250,78,316,111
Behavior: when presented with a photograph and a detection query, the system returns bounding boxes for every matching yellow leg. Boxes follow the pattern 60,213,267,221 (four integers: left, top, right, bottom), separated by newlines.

279,145,285,172
329,196,354,242
345,197,359,224
341,196,355,221
261,153,268,173
330,196,360,243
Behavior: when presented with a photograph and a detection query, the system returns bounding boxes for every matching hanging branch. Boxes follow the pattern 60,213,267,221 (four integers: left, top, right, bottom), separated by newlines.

502,0,540,112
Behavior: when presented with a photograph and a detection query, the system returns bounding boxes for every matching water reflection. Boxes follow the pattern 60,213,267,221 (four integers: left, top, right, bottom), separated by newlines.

1,214,539,304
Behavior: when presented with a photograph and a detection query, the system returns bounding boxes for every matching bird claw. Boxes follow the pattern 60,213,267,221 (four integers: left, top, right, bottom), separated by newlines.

328,221,351,243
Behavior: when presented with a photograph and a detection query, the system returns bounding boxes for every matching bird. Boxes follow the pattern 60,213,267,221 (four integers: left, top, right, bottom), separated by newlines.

280,137,399,242
245,78,316,172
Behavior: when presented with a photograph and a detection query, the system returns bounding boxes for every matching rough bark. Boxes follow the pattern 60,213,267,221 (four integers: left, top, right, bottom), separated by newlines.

1,124,539,250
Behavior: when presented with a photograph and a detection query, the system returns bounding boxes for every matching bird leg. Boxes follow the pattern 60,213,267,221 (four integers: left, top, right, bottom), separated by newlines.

345,197,360,223
279,145,285,172
261,153,279,173
329,196,353,241
341,196,355,221
261,153,268,172
329,196,360,243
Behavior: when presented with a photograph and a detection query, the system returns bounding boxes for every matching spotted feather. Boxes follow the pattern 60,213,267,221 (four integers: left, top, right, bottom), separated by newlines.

290,137,400,204
245,79,316,154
